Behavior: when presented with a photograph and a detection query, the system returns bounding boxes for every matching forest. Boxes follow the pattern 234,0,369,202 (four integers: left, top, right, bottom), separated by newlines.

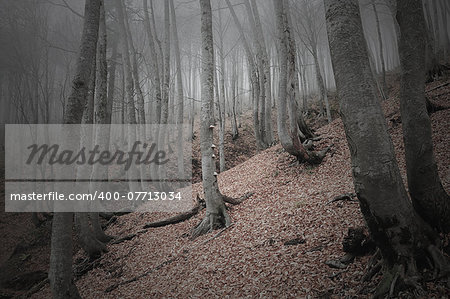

0,0,449,298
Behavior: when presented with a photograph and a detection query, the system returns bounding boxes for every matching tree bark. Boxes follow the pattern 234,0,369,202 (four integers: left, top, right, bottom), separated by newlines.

371,0,387,98
49,0,101,298
115,0,142,194
225,0,265,149
169,0,185,177
325,0,449,296
396,0,450,233
192,0,230,239
274,0,327,164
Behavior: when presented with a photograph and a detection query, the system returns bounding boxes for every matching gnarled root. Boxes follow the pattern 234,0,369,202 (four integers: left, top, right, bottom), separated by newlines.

191,205,231,240
371,244,450,298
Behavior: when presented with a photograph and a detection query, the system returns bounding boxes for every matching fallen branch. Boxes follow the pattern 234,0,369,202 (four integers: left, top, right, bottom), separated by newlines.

111,233,137,245
426,81,450,93
327,192,357,205
143,195,205,229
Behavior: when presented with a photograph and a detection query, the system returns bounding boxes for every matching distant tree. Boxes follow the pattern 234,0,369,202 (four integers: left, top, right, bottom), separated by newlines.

114,0,142,193
49,0,101,297
324,0,449,296
192,0,230,238
396,0,450,233
225,0,266,149
291,0,332,123
273,0,328,164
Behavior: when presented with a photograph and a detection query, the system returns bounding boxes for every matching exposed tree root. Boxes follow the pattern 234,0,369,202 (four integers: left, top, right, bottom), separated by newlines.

111,234,137,245
327,192,357,205
365,243,450,298
300,144,333,165
143,195,206,229
190,191,251,239
426,81,450,93
190,206,231,240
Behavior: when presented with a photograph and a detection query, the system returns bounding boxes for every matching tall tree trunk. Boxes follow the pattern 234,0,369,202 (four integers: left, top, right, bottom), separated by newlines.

143,0,162,126
115,0,141,194
217,8,226,172
49,0,101,298
396,0,450,233
192,0,230,238
225,0,265,149
76,52,106,259
274,0,326,164
230,50,239,140
91,2,112,243
285,2,315,139
312,49,331,123
371,0,387,98
250,0,273,145
325,0,449,296
169,0,185,177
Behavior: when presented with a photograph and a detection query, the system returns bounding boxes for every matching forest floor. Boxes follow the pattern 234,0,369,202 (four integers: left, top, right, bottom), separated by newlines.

0,72,449,298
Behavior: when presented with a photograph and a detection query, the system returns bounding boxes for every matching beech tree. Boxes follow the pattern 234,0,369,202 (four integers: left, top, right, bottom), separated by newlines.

273,0,328,164
324,0,449,296
396,0,450,233
192,0,230,238
49,0,101,297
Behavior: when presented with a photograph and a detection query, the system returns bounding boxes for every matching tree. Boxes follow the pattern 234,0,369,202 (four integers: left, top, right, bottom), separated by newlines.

396,0,450,233
371,0,387,98
114,0,141,194
49,0,101,298
324,0,449,296
291,0,332,123
169,0,185,177
225,0,266,149
273,0,328,164
192,0,230,238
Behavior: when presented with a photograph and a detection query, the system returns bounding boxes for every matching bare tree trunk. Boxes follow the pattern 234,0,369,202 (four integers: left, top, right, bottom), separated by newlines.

76,35,106,259
244,0,268,148
91,2,112,243
397,0,450,233
250,0,273,145
225,0,265,149
49,0,101,298
230,50,239,140
217,8,226,172
312,49,331,123
192,0,230,238
143,0,162,125
439,0,449,57
372,0,387,97
325,0,449,296
115,0,141,194
274,0,327,164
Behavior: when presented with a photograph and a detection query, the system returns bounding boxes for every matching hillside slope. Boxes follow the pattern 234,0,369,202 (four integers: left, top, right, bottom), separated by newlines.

32,78,449,298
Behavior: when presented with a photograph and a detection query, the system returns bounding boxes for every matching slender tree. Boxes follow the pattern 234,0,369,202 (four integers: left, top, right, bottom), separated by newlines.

49,0,101,297
371,0,387,98
274,0,327,164
169,0,185,177
192,0,230,238
396,0,450,233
